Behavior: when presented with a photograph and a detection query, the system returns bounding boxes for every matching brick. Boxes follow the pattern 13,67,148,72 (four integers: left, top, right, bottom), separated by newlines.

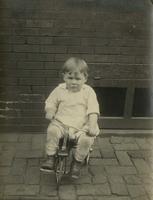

102,159,119,166
10,118,45,125
115,151,133,166
97,138,116,158
44,61,62,69
132,196,150,200
74,175,92,184
108,175,128,195
0,44,12,52
19,77,46,85
124,175,142,184
31,134,45,150
26,53,54,62
146,137,153,145
17,125,46,133
110,182,128,195
128,151,144,159
45,78,60,86
16,149,43,158
25,166,40,184
18,85,32,93
76,183,111,196
132,159,151,174
78,196,94,200
90,158,104,166
27,36,53,45
135,138,152,150
0,185,4,199
39,27,57,37
0,134,19,142
127,185,146,198
58,185,76,200
16,142,32,151
2,175,24,184
21,110,44,117
122,137,136,144
40,173,56,186
40,185,57,196
15,27,40,36
110,136,123,144
67,46,94,54
140,175,153,185
113,143,139,151
17,61,44,69
13,44,40,53
95,46,120,54
19,94,45,102
0,35,26,44
0,109,12,117
17,69,52,78
0,167,10,176
92,174,107,184
0,151,14,166
141,150,152,158
26,19,54,28
7,102,44,110
89,165,106,176
108,175,124,183
28,158,39,166
41,45,67,54
53,37,80,46
93,197,131,200
105,166,137,175
90,149,101,158
101,150,116,159
0,124,21,133
81,38,109,47
144,184,153,196
4,184,39,196
18,134,33,142
11,158,26,175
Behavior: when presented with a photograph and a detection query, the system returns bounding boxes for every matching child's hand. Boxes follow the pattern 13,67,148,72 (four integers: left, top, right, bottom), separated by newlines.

87,124,97,137
68,127,76,140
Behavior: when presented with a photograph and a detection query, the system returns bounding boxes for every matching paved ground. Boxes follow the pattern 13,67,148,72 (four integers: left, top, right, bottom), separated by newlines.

0,133,153,200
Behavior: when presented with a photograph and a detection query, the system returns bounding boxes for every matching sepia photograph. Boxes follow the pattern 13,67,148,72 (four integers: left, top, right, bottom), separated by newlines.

0,0,153,199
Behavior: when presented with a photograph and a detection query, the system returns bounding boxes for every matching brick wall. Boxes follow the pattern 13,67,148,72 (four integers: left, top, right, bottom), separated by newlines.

0,0,152,133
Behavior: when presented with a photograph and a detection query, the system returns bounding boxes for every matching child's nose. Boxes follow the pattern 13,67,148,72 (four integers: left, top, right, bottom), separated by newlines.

72,79,77,84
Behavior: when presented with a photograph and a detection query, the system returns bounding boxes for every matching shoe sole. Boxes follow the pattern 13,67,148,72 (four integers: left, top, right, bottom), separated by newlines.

40,167,54,173
71,175,79,179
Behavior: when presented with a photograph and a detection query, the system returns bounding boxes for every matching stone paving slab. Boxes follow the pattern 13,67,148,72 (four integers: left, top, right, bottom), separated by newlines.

0,133,153,200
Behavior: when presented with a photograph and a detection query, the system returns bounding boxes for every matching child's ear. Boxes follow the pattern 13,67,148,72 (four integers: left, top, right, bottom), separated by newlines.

84,76,87,83
59,72,65,82
62,73,67,81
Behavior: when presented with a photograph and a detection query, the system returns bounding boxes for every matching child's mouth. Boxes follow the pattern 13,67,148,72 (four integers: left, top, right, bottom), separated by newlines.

71,85,77,88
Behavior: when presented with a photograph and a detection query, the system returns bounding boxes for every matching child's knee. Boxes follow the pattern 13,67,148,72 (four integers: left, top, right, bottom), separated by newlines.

47,124,62,141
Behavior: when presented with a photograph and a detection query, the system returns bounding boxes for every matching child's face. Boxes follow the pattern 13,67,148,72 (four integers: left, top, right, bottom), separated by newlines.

63,71,87,92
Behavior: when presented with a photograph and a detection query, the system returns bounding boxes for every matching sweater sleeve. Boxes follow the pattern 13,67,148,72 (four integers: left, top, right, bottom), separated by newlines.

45,87,59,120
86,87,100,116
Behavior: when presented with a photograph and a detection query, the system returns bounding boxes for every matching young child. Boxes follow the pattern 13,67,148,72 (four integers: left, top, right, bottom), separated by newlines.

41,57,100,179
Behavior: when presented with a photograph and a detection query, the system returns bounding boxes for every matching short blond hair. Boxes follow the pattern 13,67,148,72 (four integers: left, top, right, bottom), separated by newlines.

62,57,88,77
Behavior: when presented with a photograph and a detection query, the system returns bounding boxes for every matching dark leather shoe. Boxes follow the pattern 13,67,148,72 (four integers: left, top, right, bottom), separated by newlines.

71,159,82,179
40,156,55,172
